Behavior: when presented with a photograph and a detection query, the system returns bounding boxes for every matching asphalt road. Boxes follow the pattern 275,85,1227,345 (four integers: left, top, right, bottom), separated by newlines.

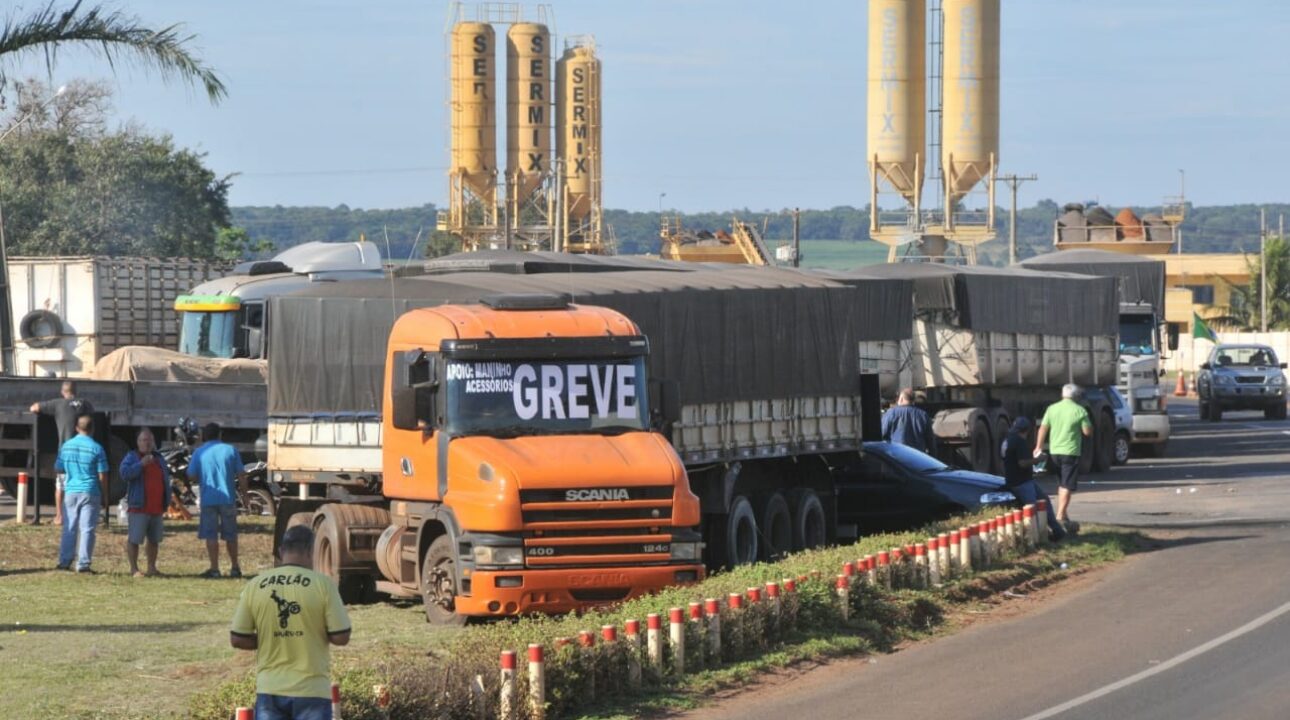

688,397,1290,720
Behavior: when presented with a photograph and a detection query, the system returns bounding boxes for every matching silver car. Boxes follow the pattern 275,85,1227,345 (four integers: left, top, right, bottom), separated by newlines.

1197,344,1288,421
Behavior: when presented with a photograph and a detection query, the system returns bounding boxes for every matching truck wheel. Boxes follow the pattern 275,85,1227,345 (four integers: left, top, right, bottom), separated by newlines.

791,490,827,551
421,535,468,626
725,495,759,567
1113,430,1131,466
1092,412,1114,473
313,512,374,604
758,492,792,562
970,419,993,474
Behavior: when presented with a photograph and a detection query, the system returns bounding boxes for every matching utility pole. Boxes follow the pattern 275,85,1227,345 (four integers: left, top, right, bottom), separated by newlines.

1261,208,1268,333
791,207,801,268
997,174,1038,265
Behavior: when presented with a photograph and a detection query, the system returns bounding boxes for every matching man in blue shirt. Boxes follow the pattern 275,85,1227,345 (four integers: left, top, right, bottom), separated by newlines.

189,422,247,579
881,388,937,455
55,415,109,573
1000,417,1066,542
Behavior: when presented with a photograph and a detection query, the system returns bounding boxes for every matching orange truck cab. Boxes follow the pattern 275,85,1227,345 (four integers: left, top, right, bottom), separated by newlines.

269,295,703,623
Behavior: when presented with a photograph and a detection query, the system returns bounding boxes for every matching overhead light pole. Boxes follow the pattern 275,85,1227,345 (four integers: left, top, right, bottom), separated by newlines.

996,173,1037,265
1,84,66,375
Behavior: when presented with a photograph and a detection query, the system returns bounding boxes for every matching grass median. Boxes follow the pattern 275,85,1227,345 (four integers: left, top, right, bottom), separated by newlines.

0,511,1137,719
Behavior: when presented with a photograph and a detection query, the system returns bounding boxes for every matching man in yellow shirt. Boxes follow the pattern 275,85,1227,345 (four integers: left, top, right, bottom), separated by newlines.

230,525,351,720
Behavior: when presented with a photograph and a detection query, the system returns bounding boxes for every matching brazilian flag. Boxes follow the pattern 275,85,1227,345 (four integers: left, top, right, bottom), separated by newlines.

1192,312,1218,342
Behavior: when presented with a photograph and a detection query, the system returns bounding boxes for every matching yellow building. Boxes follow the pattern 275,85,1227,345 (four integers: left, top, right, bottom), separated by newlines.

1161,253,1253,326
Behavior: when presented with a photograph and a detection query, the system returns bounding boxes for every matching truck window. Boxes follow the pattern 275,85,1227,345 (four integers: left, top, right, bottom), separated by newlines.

1118,314,1156,356
443,357,649,437
178,311,238,358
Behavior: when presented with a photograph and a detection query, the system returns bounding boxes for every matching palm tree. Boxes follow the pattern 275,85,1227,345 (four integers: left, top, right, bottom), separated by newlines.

1216,235,1290,331
0,1,225,103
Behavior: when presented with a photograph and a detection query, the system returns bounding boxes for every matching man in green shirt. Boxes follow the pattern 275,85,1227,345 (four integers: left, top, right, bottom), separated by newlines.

1035,384,1092,534
230,526,351,719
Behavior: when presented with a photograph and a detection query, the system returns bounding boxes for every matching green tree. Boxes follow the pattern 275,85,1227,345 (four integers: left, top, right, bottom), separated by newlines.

0,1,224,102
215,226,273,260
0,80,233,257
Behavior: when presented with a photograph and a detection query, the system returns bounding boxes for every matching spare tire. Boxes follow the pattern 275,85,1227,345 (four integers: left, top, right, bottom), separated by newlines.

18,310,63,348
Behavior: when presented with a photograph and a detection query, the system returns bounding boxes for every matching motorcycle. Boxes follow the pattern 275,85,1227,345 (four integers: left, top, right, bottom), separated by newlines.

163,417,278,517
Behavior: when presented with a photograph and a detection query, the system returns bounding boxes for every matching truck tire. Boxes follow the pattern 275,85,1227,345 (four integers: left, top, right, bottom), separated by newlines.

17,310,62,348
724,495,759,568
758,492,792,562
791,489,827,551
1091,411,1114,473
970,419,993,474
421,534,468,626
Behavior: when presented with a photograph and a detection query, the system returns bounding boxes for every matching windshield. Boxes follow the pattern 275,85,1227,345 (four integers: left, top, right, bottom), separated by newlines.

1118,314,1156,356
444,357,649,437
178,311,237,358
1214,346,1278,367
875,442,949,473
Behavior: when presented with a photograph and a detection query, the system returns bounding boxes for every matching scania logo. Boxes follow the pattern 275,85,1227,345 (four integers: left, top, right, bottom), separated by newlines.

565,488,630,502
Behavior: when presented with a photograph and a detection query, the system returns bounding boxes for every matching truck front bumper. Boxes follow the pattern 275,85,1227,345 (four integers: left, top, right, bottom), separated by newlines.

1130,413,1171,445
455,564,705,617
1213,386,1284,409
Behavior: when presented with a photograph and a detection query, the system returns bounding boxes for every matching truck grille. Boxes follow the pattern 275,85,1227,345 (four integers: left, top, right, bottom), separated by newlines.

1236,376,1266,384
518,485,678,565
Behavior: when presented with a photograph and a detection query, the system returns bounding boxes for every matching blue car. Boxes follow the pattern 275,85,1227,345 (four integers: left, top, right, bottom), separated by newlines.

836,441,1016,534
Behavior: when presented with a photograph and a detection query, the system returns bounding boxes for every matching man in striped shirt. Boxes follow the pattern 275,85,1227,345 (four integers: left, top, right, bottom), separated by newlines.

55,415,109,573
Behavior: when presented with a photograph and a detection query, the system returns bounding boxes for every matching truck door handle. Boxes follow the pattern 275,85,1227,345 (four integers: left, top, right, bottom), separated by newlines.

400,457,414,476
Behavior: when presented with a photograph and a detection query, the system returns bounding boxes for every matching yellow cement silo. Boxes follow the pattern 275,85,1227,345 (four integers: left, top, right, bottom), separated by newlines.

942,0,999,201
449,22,497,201
866,0,925,205
556,42,601,223
506,22,551,203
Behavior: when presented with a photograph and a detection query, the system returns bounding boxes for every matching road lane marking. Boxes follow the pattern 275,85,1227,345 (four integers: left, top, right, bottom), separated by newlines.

1017,599,1290,720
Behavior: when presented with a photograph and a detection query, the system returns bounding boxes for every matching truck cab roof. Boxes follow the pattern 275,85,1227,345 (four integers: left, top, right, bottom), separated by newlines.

389,303,641,350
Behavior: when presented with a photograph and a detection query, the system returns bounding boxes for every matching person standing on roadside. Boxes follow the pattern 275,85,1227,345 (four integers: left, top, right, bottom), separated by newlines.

30,380,94,525
1000,417,1066,542
230,525,351,720
120,428,171,577
188,422,247,578
55,415,108,573
1034,384,1092,534
882,388,937,455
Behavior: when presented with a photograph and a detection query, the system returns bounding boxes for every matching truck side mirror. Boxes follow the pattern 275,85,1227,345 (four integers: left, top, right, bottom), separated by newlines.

391,349,436,431
246,327,263,359
1166,324,1179,351
1200,362,1212,370
649,379,680,435
1281,363,1288,370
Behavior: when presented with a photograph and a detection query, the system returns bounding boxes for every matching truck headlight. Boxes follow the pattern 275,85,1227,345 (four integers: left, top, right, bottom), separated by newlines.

473,545,525,567
1271,375,1285,386
670,542,702,561
1216,375,1234,385
980,492,1015,505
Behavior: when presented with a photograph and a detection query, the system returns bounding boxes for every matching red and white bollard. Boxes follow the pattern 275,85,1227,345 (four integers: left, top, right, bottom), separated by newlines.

914,542,928,588
746,586,762,604
498,653,515,720
976,520,990,566
625,620,643,689
836,574,850,620
766,581,782,618
877,550,892,588
234,708,253,720
373,684,390,712
937,532,951,579
14,472,28,524
687,604,705,670
864,554,877,585
1022,505,1037,550
1036,499,1050,544
704,598,722,660
331,682,342,720
669,607,686,675
843,560,856,579
889,548,904,588
926,536,942,585
578,630,595,648
646,613,664,671
528,644,546,720
958,527,973,572
1011,510,1024,547
947,531,961,575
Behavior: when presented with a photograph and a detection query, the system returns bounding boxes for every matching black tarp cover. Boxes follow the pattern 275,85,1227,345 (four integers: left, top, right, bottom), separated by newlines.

423,250,701,275
267,270,910,416
855,263,1118,336
1019,249,1165,309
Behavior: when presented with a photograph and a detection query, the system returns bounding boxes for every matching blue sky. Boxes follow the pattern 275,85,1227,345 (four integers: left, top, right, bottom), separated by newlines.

10,0,1290,211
